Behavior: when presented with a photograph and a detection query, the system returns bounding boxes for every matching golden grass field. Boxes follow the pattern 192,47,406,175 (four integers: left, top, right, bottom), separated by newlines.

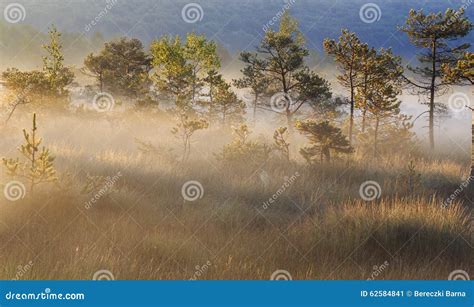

0,112,472,280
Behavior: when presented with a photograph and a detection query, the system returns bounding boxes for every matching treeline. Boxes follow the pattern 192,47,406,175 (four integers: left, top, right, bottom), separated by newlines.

1,9,473,163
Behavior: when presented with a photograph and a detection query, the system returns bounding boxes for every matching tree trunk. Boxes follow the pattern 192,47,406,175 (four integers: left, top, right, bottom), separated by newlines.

286,110,294,136
362,107,367,133
429,40,437,150
349,79,354,145
374,117,380,158
323,147,331,163
471,110,474,178
253,93,258,124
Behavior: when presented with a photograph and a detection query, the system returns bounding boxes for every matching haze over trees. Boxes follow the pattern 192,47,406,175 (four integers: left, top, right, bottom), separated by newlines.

0,3,472,281
400,8,473,149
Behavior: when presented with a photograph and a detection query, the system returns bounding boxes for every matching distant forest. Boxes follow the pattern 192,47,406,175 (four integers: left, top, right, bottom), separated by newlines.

1,0,472,69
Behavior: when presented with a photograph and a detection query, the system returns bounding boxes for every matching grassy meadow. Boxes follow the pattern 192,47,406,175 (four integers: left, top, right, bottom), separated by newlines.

0,111,471,280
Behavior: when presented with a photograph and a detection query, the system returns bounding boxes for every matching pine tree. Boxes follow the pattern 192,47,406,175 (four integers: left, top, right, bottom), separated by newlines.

400,8,472,149
171,113,209,162
183,33,221,104
2,114,57,192
233,60,270,122
211,80,246,126
273,127,290,161
42,26,74,97
442,51,474,178
239,12,331,132
356,48,404,157
151,35,193,108
324,30,364,143
296,120,353,163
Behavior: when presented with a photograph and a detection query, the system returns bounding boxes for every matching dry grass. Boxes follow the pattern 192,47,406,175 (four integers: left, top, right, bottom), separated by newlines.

0,113,472,280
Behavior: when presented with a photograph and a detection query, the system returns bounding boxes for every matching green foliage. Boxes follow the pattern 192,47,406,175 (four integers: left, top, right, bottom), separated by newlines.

442,52,474,84
233,57,270,121
400,8,473,148
151,35,192,106
357,114,416,158
296,120,353,164
323,29,364,143
42,26,74,97
273,127,290,161
2,114,57,192
398,160,422,195
1,26,73,115
184,33,221,103
84,37,151,98
210,80,246,126
218,124,271,167
150,33,220,110
240,12,331,127
171,113,209,162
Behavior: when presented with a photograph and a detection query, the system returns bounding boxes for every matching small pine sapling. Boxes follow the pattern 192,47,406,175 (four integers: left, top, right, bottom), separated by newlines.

273,127,290,161
2,113,57,192
296,120,353,164
171,112,209,162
